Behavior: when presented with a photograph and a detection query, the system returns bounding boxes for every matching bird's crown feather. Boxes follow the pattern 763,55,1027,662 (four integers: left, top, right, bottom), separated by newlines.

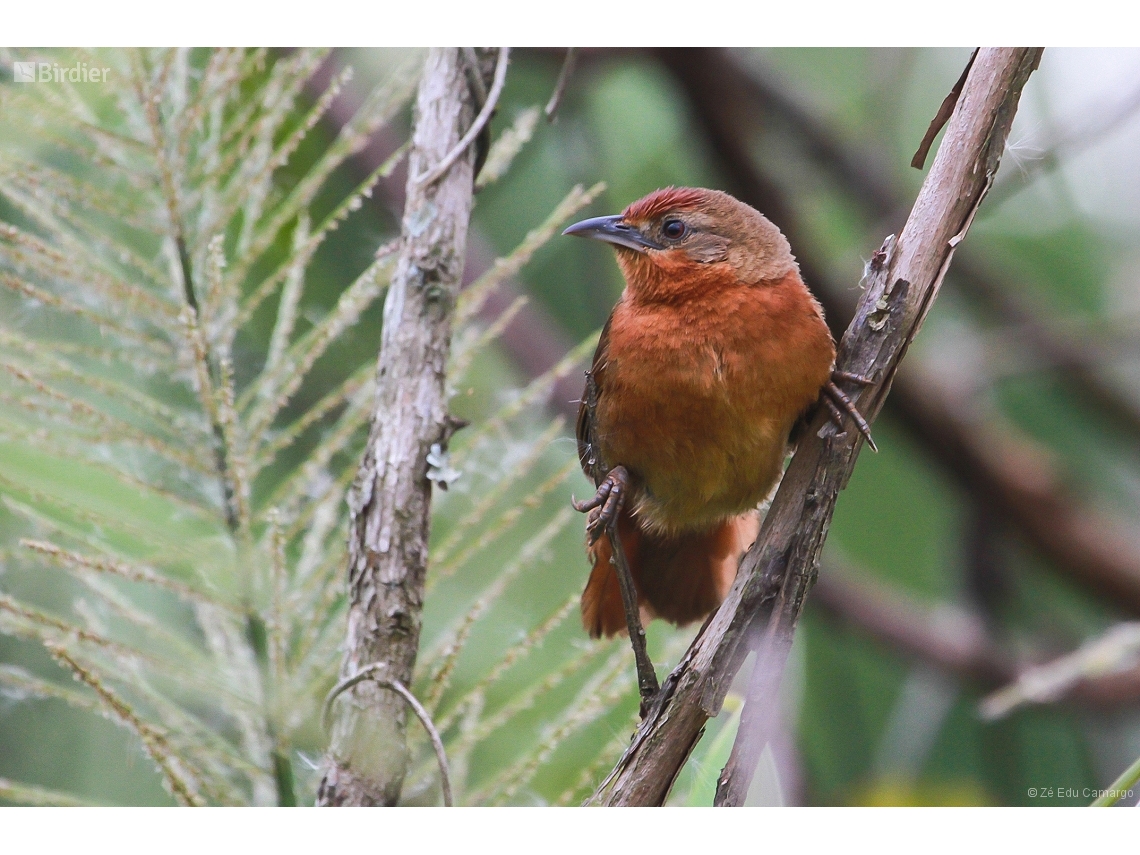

623,186,709,222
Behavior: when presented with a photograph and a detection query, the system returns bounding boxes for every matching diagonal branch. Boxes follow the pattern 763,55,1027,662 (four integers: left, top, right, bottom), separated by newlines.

713,46,1044,807
588,47,1043,808
812,569,1140,709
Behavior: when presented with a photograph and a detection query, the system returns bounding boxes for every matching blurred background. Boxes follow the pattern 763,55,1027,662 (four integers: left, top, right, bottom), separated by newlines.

2,47,1140,806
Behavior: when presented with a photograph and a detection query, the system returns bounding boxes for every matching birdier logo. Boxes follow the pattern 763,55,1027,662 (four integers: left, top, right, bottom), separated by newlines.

12,61,110,83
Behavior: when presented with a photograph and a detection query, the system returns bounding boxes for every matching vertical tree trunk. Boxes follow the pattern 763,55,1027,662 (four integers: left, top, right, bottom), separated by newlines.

318,48,486,806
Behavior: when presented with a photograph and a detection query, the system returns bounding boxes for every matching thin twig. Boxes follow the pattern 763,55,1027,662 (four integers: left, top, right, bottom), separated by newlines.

979,624,1140,719
462,48,488,105
414,48,509,187
323,665,453,807
578,371,659,712
608,528,659,712
545,48,577,122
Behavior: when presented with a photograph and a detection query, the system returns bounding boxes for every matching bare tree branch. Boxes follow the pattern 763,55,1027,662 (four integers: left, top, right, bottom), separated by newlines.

887,369,1140,614
544,48,578,122
713,47,1044,807
979,623,1140,719
414,48,509,187
317,48,492,806
587,47,1043,808
812,569,1140,708
813,570,1015,686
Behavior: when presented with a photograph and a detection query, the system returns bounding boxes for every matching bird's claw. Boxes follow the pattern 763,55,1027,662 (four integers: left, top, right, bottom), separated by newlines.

824,370,878,452
572,465,630,544
830,369,875,387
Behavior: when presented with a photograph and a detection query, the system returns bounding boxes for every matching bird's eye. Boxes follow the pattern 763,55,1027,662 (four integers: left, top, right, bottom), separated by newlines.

662,219,687,240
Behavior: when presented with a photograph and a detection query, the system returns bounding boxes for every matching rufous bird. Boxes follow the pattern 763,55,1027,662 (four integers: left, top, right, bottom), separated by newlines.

565,187,872,639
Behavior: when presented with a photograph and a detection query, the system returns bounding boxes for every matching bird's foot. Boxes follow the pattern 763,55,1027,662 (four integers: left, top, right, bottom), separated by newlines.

823,370,878,452
572,465,630,544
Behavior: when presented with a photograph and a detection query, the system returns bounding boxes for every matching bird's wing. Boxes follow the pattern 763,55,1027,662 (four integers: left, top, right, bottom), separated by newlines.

577,310,614,487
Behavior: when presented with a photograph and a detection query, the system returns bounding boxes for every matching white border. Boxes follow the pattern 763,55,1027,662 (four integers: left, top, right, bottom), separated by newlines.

1,1,1133,48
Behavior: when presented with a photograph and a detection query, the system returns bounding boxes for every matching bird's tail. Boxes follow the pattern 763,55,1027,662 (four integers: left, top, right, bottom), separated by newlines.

580,509,760,639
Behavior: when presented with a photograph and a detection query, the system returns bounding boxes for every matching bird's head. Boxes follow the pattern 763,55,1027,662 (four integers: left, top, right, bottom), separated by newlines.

563,187,797,301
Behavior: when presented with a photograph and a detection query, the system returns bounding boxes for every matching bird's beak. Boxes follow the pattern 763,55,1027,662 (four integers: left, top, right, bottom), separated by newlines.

562,214,663,253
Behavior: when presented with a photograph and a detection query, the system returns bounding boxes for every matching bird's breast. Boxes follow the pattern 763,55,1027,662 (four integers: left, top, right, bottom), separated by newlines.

594,279,833,533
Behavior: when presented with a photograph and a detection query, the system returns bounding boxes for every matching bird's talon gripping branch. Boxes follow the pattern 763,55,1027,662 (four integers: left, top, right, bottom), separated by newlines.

822,396,846,433
824,374,877,452
574,465,630,544
831,369,875,387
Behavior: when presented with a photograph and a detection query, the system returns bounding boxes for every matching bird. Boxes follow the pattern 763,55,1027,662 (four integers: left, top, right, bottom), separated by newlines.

564,187,872,639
